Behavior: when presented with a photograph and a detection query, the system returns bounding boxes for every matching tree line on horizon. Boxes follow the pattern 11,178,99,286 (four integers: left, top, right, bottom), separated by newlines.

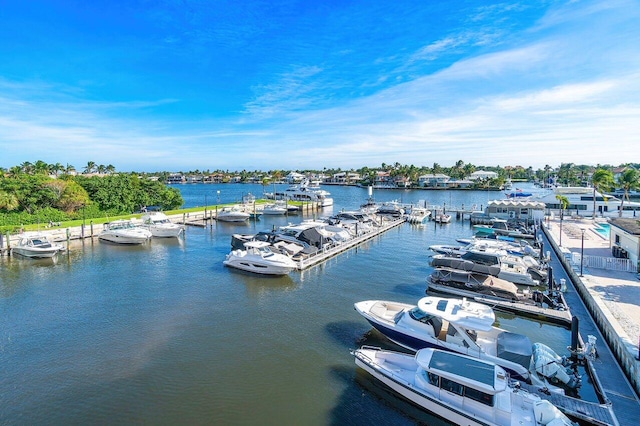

1,160,639,231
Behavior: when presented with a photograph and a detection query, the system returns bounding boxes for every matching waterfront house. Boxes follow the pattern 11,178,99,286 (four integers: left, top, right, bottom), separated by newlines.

418,173,450,188
330,172,361,184
467,170,499,181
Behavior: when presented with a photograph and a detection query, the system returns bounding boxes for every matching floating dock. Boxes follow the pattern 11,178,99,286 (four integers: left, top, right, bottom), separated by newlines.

519,382,617,426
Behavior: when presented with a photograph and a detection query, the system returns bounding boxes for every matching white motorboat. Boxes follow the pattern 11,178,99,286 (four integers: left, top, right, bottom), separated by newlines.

139,212,184,238
223,241,297,275
11,233,64,258
355,296,581,390
430,238,540,259
537,186,640,218
260,202,288,215
215,206,250,222
99,220,152,244
433,211,451,223
352,346,577,426
407,207,431,224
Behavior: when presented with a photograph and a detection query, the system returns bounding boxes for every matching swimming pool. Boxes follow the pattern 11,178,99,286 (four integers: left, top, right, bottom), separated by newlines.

594,222,610,238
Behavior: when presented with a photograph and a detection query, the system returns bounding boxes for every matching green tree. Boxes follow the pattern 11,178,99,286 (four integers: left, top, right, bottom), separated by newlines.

84,161,96,174
57,180,90,213
591,168,614,219
0,190,19,211
616,168,639,217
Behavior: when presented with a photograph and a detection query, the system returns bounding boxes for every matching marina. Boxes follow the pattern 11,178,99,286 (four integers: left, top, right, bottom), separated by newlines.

1,182,638,425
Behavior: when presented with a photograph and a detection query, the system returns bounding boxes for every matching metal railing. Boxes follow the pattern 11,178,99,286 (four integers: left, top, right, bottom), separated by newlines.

571,253,637,273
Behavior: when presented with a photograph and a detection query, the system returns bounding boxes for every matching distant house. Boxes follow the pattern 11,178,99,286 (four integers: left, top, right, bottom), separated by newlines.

166,173,186,184
468,170,498,181
285,172,305,184
373,171,395,188
330,172,361,184
418,173,450,188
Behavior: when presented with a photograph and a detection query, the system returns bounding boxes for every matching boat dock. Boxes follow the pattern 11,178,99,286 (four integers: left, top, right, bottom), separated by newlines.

519,382,617,426
296,218,405,270
470,293,573,326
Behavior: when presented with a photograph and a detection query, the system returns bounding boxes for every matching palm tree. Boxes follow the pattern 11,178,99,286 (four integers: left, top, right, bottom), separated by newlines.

65,163,76,174
616,168,639,217
106,164,116,174
84,161,96,174
0,190,19,211
20,161,34,174
590,168,614,219
555,194,569,246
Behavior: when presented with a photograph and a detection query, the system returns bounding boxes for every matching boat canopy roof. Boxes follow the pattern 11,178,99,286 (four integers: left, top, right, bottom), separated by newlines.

417,297,495,331
488,199,546,209
416,348,507,393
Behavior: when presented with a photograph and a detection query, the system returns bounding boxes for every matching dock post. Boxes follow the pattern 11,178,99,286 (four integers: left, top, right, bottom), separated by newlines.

0,233,3,251
5,231,10,251
66,228,70,251
547,266,554,291
90,221,94,237
81,223,85,239
570,316,579,356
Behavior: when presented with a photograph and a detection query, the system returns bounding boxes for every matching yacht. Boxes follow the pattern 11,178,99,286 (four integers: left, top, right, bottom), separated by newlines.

139,212,184,238
11,233,64,258
352,347,577,426
354,296,581,390
223,241,297,275
265,179,333,207
99,220,152,244
537,186,640,218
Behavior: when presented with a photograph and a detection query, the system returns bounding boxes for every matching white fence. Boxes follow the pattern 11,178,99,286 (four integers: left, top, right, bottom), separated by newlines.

571,253,637,273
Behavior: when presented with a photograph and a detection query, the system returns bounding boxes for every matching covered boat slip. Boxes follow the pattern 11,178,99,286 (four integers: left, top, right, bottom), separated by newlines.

295,217,405,270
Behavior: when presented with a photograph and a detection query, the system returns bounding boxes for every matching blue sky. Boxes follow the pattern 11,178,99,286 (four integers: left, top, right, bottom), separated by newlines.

1,0,639,172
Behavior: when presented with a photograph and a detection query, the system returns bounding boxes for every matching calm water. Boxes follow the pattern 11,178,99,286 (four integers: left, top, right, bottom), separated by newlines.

0,184,593,425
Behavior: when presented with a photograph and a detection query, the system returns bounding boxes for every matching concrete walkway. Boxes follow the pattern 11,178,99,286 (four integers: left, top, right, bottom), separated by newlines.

546,217,640,345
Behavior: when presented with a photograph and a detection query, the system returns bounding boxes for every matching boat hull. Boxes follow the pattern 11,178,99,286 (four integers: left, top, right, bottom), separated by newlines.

223,259,295,275
11,247,61,258
99,233,150,244
146,225,183,238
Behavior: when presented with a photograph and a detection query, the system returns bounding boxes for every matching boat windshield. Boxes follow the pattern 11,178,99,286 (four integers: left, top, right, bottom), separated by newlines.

408,307,433,323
